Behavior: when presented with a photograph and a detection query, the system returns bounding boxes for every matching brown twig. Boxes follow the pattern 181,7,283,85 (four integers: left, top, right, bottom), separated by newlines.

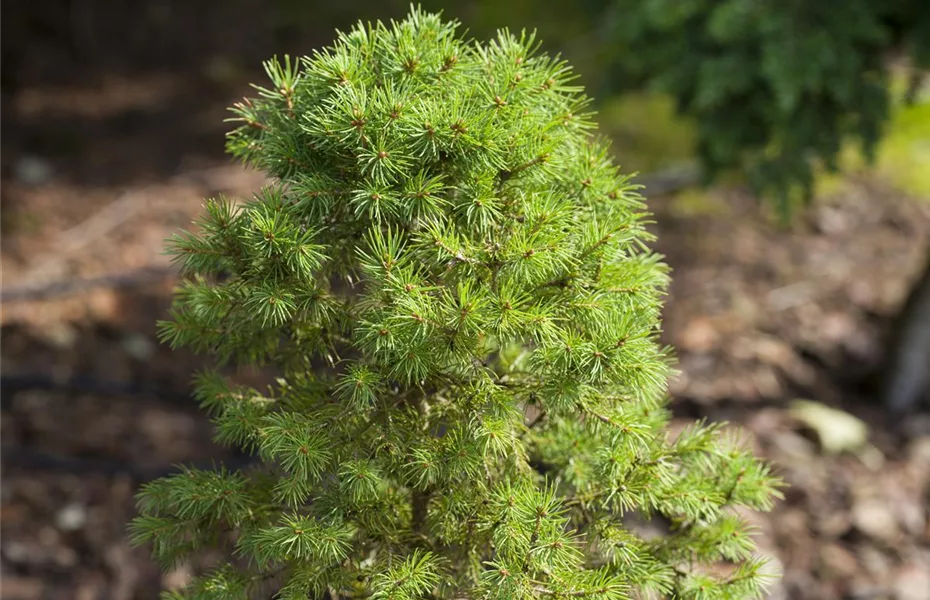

1,265,176,302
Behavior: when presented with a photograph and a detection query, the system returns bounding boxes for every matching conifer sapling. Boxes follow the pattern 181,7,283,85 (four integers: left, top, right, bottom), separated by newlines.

131,8,783,599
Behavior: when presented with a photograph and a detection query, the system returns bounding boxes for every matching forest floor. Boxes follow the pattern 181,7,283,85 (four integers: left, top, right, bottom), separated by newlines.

3,64,930,600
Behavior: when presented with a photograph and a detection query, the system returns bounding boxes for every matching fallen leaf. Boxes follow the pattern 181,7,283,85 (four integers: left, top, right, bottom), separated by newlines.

788,400,869,455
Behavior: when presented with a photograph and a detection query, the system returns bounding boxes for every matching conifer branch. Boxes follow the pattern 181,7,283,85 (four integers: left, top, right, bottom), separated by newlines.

531,585,612,597
500,153,550,182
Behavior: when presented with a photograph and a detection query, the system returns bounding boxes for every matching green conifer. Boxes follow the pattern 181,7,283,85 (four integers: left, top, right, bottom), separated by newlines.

131,7,782,599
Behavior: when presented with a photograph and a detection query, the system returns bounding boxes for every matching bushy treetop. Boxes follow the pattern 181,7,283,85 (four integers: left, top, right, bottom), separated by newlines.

131,7,782,599
602,0,930,216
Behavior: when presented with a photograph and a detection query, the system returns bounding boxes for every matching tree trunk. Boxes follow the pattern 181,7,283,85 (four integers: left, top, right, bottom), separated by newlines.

882,253,930,414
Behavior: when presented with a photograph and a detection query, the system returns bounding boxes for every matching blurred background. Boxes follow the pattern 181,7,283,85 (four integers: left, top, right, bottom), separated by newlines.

1,1,929,599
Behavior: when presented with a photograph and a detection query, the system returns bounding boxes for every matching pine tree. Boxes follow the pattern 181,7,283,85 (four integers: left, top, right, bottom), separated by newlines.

131,8,783,599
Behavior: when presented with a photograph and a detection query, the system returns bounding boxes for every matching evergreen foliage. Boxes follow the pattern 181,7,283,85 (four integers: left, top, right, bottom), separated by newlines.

600,0,930,215
131,8,782,598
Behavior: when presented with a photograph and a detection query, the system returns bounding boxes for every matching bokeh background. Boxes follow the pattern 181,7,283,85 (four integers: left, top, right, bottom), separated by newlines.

2,1,929,599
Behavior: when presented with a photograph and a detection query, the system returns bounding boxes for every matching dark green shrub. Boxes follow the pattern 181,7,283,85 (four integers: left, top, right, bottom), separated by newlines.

601,0,930,215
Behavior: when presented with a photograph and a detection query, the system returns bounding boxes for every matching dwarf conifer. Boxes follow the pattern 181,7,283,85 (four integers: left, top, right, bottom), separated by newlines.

131,8,782,599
